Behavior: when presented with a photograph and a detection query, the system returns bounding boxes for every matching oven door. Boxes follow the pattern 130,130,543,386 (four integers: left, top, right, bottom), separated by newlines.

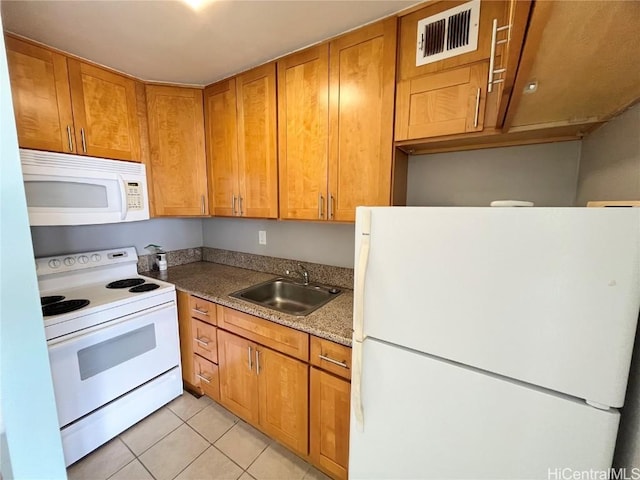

47,302,180,428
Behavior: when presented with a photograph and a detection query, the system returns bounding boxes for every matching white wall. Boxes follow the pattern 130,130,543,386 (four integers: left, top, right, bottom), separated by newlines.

575,103,640,205
202,218,356,268
30,218,204,257
407,141,581,207
0,27,67,479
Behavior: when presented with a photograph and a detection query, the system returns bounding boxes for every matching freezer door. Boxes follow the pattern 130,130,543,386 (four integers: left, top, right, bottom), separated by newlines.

349,338,619,480
354,207,640,408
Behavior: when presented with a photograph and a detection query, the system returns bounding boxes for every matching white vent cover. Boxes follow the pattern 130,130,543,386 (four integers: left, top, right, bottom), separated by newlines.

416,0,481,66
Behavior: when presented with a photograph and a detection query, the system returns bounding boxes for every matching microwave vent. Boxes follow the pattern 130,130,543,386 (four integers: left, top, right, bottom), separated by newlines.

416,0,480,66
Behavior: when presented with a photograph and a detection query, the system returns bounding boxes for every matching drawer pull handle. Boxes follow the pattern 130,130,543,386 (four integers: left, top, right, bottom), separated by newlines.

196,373,211,384
319,354,348,368
195,337,210,347
193,308,209,315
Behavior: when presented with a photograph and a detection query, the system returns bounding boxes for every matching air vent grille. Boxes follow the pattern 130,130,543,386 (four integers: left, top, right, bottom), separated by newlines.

416,0,480,66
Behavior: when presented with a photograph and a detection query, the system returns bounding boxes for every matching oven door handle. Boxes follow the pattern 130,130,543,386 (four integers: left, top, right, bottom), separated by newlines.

47,301,174,346
118,175,129,221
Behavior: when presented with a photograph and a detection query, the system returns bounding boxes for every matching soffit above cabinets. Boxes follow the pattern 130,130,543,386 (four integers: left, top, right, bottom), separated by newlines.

508,0,640,129
0,0,418,85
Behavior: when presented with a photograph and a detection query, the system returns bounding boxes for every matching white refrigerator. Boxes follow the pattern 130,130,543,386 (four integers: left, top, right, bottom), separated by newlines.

350,207,640,479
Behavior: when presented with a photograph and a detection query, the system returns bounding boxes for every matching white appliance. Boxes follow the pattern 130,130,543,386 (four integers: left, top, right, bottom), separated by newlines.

37,247,182,466
350,207,640,479
20,148,150,226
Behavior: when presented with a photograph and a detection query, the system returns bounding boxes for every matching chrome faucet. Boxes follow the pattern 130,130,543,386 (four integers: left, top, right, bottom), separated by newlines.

286,263,310,285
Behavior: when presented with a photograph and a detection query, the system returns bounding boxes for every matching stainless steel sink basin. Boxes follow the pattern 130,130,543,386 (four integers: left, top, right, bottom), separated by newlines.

230,278,341,316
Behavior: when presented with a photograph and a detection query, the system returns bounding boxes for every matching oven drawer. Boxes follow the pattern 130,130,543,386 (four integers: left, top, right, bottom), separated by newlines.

192,318,217,363
47,301,180,428
193,355,220,401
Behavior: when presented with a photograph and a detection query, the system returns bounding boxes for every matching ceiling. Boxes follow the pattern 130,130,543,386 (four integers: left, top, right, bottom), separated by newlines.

1,0,418,85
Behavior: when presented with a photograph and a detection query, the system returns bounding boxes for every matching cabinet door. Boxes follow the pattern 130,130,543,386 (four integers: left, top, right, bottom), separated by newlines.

146,85,208,216
257,346,308,455
236,63,278,219
67,59,141,161
310,368,351,480
177,291,197,391
205,78,239,217
5,36,75,153
395,62,489,140
328,18,397,222
277,46,329,221
218,330,259,424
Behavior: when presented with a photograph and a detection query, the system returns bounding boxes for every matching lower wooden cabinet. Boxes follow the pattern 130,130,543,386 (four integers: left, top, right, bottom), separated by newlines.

218,329,309,455
193,354,220,401
310,368,351,480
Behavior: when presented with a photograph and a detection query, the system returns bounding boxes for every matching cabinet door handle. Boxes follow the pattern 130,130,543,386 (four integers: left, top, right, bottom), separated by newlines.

488,18,511,93
80,128,87,153
319,354,349,369
66,125,74,152
473,88,481,128
193,307,208,315
248,346,253,371
239,196,244,216
201,195,206,215
232,195,237,215
196,373,211,384
255,349,260,375
195,336,210,347
329,194,335,220
318,193,324,219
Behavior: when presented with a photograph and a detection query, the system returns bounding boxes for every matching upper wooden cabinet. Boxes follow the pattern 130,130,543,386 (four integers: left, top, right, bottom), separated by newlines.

67,59,141,161
328,18,397,222
204,63,278,219
277,45,330,221
5,35,142,161
395,0,530,142
278,19,397,223
146,85,208,216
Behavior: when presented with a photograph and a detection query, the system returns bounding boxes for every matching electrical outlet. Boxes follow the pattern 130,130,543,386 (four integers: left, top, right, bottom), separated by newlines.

258,230,267,245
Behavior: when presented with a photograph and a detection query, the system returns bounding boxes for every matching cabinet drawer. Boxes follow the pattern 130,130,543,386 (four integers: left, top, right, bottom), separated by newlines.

193,354,220,401
192,318,218,364
310,337,352,380
218,305,309,361
189,295,216,325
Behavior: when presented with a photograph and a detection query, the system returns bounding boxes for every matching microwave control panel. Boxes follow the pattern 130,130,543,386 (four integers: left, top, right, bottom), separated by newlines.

126,182,144,210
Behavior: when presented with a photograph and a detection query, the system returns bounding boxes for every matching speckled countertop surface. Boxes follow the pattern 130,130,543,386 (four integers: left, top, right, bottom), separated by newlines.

146,262,353,346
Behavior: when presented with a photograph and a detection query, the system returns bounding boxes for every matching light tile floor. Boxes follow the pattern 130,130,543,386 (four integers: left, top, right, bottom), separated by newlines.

67,391,331,480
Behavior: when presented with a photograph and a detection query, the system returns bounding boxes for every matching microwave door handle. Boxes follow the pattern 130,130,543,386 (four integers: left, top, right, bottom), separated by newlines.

118,175,129,220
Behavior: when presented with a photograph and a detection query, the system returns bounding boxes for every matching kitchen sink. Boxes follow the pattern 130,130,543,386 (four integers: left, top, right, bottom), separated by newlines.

230,278,341,316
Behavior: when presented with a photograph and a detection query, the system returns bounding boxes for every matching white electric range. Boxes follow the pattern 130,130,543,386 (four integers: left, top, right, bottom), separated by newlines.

36,246,182,466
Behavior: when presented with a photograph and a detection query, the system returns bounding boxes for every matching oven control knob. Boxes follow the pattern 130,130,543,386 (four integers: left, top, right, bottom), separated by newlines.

64,257,76,266
91,254,101,262
48,259,61,269
78,255,89,264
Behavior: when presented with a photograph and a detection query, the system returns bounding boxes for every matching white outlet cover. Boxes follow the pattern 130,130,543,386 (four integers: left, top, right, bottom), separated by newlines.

258,230,267,245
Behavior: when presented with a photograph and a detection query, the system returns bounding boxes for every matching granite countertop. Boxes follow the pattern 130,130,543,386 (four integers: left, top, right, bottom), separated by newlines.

145,261,354,346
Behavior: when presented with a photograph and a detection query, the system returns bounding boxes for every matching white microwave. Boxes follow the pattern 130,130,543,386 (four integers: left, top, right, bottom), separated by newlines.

20,149,150,226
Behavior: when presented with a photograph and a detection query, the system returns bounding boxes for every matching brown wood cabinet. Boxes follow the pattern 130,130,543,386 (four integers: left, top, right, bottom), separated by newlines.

204,63,278,219
310,367,351,480
218,328,308,455
328,18,397,222
146,85,208,216
395,0,530,143
278,19,397,223
6,35,142,161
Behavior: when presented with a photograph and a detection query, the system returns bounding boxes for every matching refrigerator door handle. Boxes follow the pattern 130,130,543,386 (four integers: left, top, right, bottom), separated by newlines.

353,209,371,343
353,339,365,431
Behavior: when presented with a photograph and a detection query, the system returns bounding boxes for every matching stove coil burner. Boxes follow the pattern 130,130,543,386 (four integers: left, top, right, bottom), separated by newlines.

42,299,90,317
106,278,146,289
129,283,160,293
41,295,65,306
